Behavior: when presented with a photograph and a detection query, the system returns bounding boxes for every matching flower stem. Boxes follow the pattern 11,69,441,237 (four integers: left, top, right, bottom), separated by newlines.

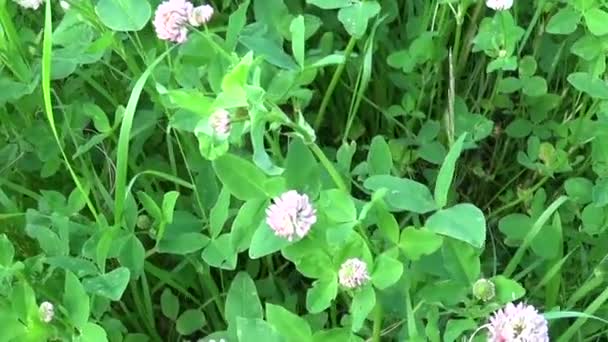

309,143,348,192
371,302,383,342
557,286,608,342
314,36,357,131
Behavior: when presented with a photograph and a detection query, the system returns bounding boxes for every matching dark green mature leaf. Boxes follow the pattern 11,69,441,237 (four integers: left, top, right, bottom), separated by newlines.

266,304,313,342
239,34,299,70
364,175,437,213
213,153,268,200
367,135,392,175
64,271,90,329
158,233,210,254
161,288,179,321
45,256,99,277
0,234,14,266
442,239,480,284
435,134,466,208
565,177,593,204
290,15,306,68
225,272,263,331
176,309,206,335
425,204,486,249
231,199,267,252
337,1,381,38
118,235,145,278
306,0,351,9
95,0,151,31
285,138,321,196
83,267,131,301
201,234,238,270
210,187,231,239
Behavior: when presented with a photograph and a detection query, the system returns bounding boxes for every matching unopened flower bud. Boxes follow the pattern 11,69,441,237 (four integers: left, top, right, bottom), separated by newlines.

473,278,495,302
39,301,54,323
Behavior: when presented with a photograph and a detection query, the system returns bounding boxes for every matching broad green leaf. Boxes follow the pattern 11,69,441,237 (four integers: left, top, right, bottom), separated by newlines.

337,1,381,38
0,234,14,266
215,52,253,107
83,267,131,301
118,235,145,278
367,135,392,175
290,15,306,68
157,233,210,254
161,288,179,321
136,191,162,222
226,0,251,51
306,275,338,313
443,319,476,342
81,322,108,342
306,0,351,9
567,72,608,99
571,34,601,61
225,272,263,331
95,0,151,31
565,177,593,204
364,175,438,214
201,234,238,270
238,34,298,70
435,134,466,208
266,304,313,342
249,222,291,258
371,254,403,289
441,239,480,284
164,90,214,117
210,187,231,238
45,256,99,277
521,76,548,97
285,138,321,196
213,153,268,200
498,213,532,245
400,228,443,260
318,189,356,223
176,309,206,335
498,77,522,94
505,119,533,138
236,317,284,342
491,275,525,304
425,204,486,249
350,285,375,332
63,271,90,329
518,56,537,77
592,178,608,206
584,8,608,36
231,199,267,252
546,6,581,35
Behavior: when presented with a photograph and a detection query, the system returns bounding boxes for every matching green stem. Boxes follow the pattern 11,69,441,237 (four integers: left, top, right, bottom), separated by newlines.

517,0,547,56
566,276,603,309
371,303,383,342
558,286,608,342
314,37,357,130
309,143,348,192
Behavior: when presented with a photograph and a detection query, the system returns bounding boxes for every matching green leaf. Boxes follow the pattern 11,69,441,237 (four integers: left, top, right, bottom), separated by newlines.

491,275,525,304
584,8,608,36
161,288,179,321
435,134,466,208
81,322,108,342
285,138,320,196
136,191,162,222
225,272,263,332
231,199,267,252
571,34,601,61
266,304,313,342
213,153,269,200
201,234,238,270
161,191,180,224
318,189,356,223
371,254,403,289
226,0,251,51
157,233,210,255
306,275,338,313
399,227,443,261
546,6,581,35
118,235,145,278
0,234,14,266
249,222,291,258
350,285,375,332
83,267,131,301
443,319,476,342
176,309,206,335
518,56,537,77
337,1,381,38
306,0,351,9
505,119,533,138
216,52,252,107
210,187,231,239
592,178,608,206
497,77,522,94
290,15,305,68
498,213,532,244
567,72,608,99
63,271,90,329
441,239,480,284
236,317,284,342
425,204,486,249
46,256,99,277
522,76,548,97
95,0,151,31
239,34,299,71
565,177,594,204
364,175,438,214
367,135,392,175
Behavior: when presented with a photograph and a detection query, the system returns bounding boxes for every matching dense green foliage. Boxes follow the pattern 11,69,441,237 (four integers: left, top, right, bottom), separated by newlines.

2,0,608,340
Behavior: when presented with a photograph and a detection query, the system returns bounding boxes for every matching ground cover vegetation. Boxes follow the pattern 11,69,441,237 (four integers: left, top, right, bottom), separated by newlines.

2,0,608,340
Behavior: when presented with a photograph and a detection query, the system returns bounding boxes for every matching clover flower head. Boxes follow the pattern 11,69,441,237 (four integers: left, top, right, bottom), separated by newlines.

266,190,316,241
338,258,370,289
487,302,549,342
12,0,43,9
152,0,194,43
39,301,54,323
486,0,513,11
209,109,231,136
189,4,214,26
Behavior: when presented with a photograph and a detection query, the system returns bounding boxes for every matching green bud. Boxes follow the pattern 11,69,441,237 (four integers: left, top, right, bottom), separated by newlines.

136,215,152,230
473,278,495,302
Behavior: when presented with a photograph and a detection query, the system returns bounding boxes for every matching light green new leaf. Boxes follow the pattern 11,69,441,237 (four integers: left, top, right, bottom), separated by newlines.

337,1,381,38
492,275,525,304
371,254,403,289
290,15,306,68
306,275,338,313
567,72,608,99
425,204,486,249
266,304,313,342
63,271,90,329
249,222,291,258
546,6,581,35
306,0,351,9
434,134,466,208
399,227,444,260
95,0,151,31
81,322,108,342
350,285,375,332
584,8,608,36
